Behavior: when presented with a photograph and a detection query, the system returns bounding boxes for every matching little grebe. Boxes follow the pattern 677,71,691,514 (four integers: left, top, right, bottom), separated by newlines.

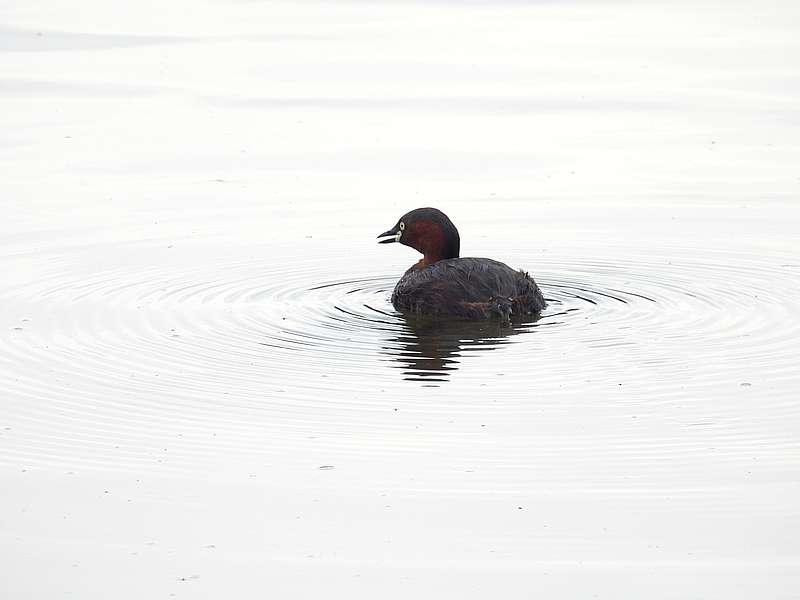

378,207,545,320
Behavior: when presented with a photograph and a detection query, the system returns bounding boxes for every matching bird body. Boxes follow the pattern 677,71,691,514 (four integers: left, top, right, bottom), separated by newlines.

392,257,544,320
378,207,545,321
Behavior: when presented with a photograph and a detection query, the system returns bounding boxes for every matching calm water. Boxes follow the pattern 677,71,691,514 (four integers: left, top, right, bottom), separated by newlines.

2,1,799,598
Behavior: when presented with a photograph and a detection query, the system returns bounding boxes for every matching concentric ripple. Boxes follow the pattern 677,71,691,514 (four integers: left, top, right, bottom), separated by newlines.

1,238,799,484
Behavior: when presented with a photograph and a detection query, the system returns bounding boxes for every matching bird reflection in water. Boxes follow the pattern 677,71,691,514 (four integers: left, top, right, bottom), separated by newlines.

382,314,540,383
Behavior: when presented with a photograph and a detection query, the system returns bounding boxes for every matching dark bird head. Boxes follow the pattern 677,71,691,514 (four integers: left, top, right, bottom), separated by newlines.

377,207,460,266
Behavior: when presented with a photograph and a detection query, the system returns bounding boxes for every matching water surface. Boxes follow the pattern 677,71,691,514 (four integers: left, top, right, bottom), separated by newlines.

1,1,799,598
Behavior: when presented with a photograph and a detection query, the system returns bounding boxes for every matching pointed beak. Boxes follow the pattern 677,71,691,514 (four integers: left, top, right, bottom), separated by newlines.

377,225,401,244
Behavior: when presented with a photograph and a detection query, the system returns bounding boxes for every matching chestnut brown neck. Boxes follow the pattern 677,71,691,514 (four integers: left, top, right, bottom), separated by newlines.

411,220,460,267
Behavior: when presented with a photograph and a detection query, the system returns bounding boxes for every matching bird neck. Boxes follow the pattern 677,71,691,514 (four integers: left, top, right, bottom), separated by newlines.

415,220,460,266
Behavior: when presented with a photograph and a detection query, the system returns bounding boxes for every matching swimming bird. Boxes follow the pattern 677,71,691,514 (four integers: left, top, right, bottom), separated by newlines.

377,207,545,320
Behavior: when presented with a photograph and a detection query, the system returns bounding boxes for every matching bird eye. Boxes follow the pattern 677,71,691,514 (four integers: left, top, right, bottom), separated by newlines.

399,222,405,231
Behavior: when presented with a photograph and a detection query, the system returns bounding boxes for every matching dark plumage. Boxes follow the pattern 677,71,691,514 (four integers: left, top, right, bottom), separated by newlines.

377,208,545,321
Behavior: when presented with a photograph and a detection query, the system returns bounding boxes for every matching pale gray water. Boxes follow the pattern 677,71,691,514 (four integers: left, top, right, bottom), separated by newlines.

1,1,799,598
